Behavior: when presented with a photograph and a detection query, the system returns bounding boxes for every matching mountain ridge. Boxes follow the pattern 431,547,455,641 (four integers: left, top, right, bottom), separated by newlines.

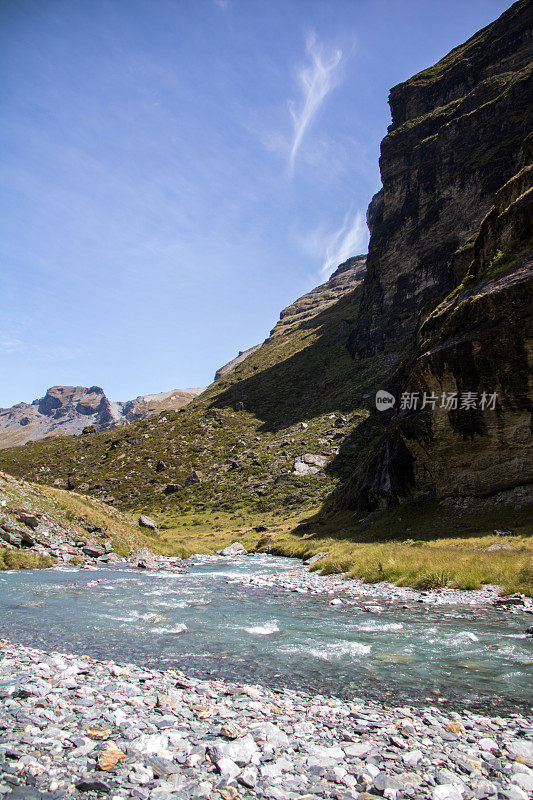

0,384,203,450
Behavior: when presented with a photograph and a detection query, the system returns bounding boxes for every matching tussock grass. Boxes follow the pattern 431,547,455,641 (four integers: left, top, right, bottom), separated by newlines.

0,548,53,570
337,542,532,594
40,485,145,556
152,501,532,596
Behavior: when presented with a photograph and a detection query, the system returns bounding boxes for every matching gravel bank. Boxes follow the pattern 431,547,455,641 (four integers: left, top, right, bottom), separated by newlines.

1,640,532,800
221,560,533,613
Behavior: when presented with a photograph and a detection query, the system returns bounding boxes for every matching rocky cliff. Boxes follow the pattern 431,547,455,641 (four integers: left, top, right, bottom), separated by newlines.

269,255,366,339
343,0,533,509
0,385,202,450
349,0,532,360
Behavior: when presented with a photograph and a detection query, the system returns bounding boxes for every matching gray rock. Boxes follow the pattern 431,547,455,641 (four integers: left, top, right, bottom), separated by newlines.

305,552,329,566
219,542,248,557
293,454,328,476
138,515,158,532
82,543,105,558
511,772,533,792
210,734,258,766
238,766,258,788
433,786,464,800
215,756,240,780
507,740,533,767
129,548,159,570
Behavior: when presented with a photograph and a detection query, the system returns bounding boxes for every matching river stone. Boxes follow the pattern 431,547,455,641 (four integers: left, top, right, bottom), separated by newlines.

211,734,258,766
402,749,423,766
433,786,464,800
215,756,240,780
76,776,112,793
511,772,533,792
219,542,248,557
129,548,159,570
507,740,533,766
249,721,289,748
238,766,258,788
132,734,172,759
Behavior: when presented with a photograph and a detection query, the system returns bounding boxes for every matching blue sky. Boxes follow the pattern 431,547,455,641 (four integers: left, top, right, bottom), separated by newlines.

0,0,511,407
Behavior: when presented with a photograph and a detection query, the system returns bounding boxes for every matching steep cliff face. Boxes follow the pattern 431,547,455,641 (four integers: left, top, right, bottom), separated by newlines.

342,1,533,510
349,0,533,360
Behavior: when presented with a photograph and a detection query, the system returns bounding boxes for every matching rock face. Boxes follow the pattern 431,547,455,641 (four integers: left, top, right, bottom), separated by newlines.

0,385,203,450
348,0,532,360
342,0,533,510
269,255,366,340
215,345,263,382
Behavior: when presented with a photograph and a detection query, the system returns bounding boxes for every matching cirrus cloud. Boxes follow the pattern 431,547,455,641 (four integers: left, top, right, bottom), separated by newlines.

288,33,343,174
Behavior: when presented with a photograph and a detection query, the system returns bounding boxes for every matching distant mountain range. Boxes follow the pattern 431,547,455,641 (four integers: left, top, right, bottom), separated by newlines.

0,385,203,450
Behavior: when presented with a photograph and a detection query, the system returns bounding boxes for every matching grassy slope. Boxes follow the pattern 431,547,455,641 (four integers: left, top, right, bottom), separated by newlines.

0,287,390,523
0,470,148,569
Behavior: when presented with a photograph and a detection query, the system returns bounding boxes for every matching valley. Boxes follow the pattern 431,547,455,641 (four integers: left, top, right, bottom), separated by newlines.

0,3,532,800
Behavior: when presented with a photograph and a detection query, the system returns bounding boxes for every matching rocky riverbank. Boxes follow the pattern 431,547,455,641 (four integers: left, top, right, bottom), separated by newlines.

1,640,532,800
216,555,533,615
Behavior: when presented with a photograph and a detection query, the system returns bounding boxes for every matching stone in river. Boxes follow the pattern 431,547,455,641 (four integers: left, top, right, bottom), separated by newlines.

219,542,248,556
129,547,159,569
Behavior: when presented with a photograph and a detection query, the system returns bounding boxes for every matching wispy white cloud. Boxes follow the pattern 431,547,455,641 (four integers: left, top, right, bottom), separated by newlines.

213,0,230,9
0,335,25,354
288,33,342,174
320,210,367,277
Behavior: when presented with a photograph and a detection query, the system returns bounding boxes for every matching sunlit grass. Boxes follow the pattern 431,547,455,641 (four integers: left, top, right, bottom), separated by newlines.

0,548,53,570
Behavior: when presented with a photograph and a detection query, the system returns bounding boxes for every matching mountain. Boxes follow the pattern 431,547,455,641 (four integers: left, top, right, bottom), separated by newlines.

0,385,203,450
0,1,530,531
214,255,366,381
342,0,532,509
0,254,372,511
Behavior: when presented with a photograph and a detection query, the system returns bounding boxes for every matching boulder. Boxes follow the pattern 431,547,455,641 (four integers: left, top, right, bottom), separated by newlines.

219,542,248,557
129,548,159,569
99,552,122,564
163,484,181,495
82,543,106,558
19,530,36,547
138,514,158,532
16,513,41,530
184,470,203,486
293,454,328,476
305,552,328,566
0,528,22,548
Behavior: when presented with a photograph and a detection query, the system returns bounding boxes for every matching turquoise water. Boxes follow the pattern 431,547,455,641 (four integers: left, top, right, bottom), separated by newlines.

1,555,532,711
